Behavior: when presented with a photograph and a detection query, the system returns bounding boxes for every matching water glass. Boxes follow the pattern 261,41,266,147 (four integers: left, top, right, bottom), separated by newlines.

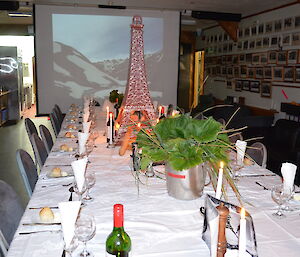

73,181,87,202
83,171,96,201
271,184,294,218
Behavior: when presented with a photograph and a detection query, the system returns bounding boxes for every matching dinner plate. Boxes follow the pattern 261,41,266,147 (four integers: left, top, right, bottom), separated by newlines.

44,166,73,179
30,209,61,224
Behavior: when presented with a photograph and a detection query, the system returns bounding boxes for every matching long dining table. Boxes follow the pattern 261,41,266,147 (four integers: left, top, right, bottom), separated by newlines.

7,106,300,257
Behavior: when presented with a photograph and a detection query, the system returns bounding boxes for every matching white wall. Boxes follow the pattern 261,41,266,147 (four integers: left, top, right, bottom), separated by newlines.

201,4,300,119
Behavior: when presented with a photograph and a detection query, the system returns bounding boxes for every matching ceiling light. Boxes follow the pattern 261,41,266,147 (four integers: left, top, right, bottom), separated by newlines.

8,12,32,17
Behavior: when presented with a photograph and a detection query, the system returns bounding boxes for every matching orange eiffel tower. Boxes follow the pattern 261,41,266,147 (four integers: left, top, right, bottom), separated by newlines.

115,15,157,143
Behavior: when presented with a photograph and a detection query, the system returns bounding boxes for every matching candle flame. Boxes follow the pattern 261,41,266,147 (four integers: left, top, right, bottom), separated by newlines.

137,122,141,128
115,123,120,130
156,118,160,124
109,112,113,118
220,161,224,169
241,208,245,219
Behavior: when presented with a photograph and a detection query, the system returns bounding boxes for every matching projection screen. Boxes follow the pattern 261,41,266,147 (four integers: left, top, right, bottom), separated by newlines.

35,5,180,114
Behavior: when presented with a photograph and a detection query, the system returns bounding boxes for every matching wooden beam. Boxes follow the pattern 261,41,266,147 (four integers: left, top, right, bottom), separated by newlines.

218,21,239,42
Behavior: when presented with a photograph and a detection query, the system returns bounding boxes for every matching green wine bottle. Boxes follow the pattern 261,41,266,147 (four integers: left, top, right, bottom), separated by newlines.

106,204,131,257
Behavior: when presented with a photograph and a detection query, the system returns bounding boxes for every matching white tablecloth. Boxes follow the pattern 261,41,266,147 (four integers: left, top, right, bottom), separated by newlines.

7,110,300,257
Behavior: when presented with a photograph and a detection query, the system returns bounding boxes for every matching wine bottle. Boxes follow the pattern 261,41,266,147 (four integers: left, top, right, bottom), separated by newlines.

106,204,131,257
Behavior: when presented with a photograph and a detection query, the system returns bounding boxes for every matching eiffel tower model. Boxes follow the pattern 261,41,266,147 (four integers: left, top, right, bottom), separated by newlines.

115,15,157,144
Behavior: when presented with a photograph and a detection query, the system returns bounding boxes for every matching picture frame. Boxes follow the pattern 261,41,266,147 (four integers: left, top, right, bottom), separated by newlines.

243,40,249,50
284,17,294,30
272,66,283,81
295,67,300,82
252,53,261,65
244,27,250,37
283,66,294,82
255,67,264,79
268,51,277,64
240,65,247,78
251,25,257,36
232,55,239,65
242,80,250,91
235,80,242,91
277,51,287,65
258,24,264,34
264,66,272,79
274,20,282,32
227,66,233,77
261,81,272,98
260,53,268,64
234,66,240,77
247,67,255,78
250,80,261,93
292,33,300,45
265,21,273,33
239,54,246,63
270,36,278,47
295,16,300,28
249,40,255,49
263,37,270,48
287,50,298,64
282,34,291,46
246,53,252,63
255,38,262,49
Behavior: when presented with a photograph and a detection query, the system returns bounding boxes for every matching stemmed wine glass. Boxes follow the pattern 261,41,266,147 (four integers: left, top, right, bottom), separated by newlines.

63,235,78,257
73,180,87,203
83,170,96,201
75,213,96,257
271,183,294,218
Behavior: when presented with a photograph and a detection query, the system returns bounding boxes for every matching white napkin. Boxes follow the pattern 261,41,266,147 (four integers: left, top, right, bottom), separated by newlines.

235,140,247,166
83,121,91,133
78,132,89,155
224,249,251,257
83,108,90,123
58,201,81,249
281,162,297,193
71,157,88,192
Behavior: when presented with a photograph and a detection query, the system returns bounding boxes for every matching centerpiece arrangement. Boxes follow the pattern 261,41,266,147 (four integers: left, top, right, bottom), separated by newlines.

136,114,240,201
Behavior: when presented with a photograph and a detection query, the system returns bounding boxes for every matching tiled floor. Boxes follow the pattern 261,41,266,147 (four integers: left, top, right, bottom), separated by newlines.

0,114,54,207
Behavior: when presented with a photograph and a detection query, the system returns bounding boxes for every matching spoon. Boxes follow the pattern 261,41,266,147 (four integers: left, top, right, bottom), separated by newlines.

68,187,74,201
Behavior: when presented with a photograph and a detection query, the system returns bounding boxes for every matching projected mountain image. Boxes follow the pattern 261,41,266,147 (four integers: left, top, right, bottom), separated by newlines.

53,41,163,100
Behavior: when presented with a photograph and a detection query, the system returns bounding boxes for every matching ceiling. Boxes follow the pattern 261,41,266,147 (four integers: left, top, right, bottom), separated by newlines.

0,0,297,28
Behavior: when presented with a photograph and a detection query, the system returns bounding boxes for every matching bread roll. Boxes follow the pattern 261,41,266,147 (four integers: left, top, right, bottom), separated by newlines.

60,144,69,151
65,132,75,138
39,207,54,222
67,124,76,130
51,167,62,177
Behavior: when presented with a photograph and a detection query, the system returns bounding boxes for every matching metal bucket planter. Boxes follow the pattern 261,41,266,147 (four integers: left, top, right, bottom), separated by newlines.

165,163,207,200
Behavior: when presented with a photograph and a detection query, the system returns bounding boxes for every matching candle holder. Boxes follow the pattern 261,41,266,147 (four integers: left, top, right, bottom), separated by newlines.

216,202,229,257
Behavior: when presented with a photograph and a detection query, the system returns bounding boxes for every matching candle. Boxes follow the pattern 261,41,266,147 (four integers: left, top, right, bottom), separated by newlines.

106,106,109,123
239,208,246,257
109,112,113,144
215,161,224,199
156,118,160,124
158,106,162,117
137,122,141,128
172,110,176,117
115,123,120,131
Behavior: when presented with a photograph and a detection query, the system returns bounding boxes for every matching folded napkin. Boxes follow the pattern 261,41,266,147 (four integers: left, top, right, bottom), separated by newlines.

78,132,89,155
83,109,90,123
71,157,88,192
58,201,81,249
83,121,91,133
235,140,247,166
281,162,297,193
202,194,258,257
224,249,251,257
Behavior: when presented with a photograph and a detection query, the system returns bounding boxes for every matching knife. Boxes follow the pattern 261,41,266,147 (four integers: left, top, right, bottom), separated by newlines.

19,230,61,235
22,223,61,226
29,206,59,210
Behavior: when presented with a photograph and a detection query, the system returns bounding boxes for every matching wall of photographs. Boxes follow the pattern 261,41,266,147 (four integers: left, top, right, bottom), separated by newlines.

202,4,300,111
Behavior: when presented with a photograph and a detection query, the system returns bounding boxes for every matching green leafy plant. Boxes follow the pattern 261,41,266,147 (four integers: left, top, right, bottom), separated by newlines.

109,90,124,108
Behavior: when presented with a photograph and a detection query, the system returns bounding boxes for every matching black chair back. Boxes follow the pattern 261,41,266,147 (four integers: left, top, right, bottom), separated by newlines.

30,133,48,169
39,125,54,153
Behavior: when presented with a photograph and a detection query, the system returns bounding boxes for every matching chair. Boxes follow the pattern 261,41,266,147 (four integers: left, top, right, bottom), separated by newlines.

50,112,60,136
228,132,243,144
24,118,38,142
30,133,48,169
39,125,54,153
217,118,226,126
0,229,9,257
16,149,38,197
246,142,267,168
54,104,64,124
0,180,24,252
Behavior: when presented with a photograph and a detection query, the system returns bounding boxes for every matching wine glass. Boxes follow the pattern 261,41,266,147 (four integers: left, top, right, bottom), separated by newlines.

63,235,78,257
83,170,96,201
271,184,294,218
75,213,96,257
73,180,87,203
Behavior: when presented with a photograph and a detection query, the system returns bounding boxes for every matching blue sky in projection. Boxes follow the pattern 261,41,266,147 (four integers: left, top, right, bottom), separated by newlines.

53,14,163,62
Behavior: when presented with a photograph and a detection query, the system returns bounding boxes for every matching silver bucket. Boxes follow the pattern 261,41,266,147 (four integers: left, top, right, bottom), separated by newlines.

165,163,207,200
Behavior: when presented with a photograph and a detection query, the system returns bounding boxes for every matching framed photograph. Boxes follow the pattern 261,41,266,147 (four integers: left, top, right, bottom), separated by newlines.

211,66,217,76
244,27,250,37
295,67,300,82
223,43,228,53
252,53,261,65
242,80,250,91
228,43,233,52
234,66,240,77
235,80,242,91
261,81,272,98
222,55,226,64
264,66,272,79
224,33,228,41
243,40,249,50
237,41,243,50
247,67,255,78
270,36,278,47
218,34,223,42
250,80,261,93
284,66,294,82
260,53,268,64
239,54,246,63
214,35,218,42
238,29,243,38
221,66,227,76
263,37,270,48
249,40,255,49
277,51,287,65
256,38,262,49
240,65,247,78
251,25,257,36
287,50,298,64
227,66,233,77
258,24,264,34
216,66,221,76
255,67,264,79
232,55,239,65
265,21,273,33
284,17,294,30
227,80,233,89
268,51,277,64
274,20,282,32
295,16,300,28
282,34,291,46
226,55,233,64
272,66,283,81
292,33,300,45
246,53,252,63
218,46,222,54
